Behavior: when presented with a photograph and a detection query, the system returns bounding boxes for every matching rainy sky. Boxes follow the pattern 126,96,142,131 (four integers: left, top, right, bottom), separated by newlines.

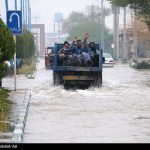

0,0,113,32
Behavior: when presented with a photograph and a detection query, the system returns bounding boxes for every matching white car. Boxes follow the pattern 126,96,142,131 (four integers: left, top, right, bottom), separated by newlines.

5,61,11,67
103,53,114,65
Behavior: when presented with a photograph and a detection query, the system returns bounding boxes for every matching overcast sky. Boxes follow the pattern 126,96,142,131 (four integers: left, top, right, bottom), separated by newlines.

0,0,115,32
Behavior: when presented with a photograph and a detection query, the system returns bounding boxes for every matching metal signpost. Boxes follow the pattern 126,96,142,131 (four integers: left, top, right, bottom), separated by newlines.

7,11,22,91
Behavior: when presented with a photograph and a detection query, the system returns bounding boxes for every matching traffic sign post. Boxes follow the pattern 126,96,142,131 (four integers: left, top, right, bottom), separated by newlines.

7,11,22,91
13,37,17,91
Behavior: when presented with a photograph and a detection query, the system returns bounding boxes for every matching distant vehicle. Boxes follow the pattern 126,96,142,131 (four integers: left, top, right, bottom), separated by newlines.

5,61,11,67
5,59,22,70
103,53,114,64
45,47,54,70
5,60,14,75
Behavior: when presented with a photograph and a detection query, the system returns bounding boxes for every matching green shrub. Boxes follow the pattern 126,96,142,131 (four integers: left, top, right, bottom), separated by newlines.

0,18,15,87
0,88,12,125
16,28,36,66
135,61,150,69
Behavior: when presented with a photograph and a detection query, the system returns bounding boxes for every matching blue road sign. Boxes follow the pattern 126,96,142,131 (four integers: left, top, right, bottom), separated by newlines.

7,11,22,34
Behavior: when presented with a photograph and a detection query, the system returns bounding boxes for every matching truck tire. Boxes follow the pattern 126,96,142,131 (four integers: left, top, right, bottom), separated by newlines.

54,72,60,85
93,72,102,88
100,72,102,84
97,72,102,87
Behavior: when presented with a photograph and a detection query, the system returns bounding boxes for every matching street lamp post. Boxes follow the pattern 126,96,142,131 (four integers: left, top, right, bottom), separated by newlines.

112,5,120,61
101,0,104,52
95,0,105,52
5,0,9,11
54,21,56,43
15,0,17,10
58,22,60,43
54,12,63,43
133,14,137,62
123,7,127,61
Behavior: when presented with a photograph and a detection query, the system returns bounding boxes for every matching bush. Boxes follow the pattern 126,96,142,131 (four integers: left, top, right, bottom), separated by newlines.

0,88,12,132
0,19,15,62
16,28,36,66
135,61,150,69
0,18,15,87
0,63,10,79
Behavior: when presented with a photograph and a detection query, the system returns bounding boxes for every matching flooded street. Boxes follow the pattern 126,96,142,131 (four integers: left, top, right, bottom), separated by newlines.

1,0,150,144
16,59,150,143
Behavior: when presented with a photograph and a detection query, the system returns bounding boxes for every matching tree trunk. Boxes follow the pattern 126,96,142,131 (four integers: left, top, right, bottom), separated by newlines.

0,79,2,88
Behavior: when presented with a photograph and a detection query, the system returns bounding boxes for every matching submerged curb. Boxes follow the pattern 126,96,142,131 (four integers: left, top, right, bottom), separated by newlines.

26,60,38,79
26,71,37,79
11,91,31,143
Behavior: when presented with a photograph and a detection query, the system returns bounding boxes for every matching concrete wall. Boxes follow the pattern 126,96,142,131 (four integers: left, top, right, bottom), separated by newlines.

31,24,45,57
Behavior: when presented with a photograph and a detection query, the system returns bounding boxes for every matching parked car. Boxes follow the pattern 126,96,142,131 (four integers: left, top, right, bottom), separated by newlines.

5,58,22,70
45,47,54,70
103,53,114,64
5,61,11,67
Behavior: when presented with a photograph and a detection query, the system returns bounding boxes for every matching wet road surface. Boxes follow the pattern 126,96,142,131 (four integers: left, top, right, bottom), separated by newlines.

16,59,150,143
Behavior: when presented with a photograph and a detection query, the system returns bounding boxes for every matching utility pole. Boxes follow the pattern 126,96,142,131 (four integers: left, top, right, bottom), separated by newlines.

21,0,23,24
15,0,17,10
123,7,127,61
116,9,119,61
112,5,120,61
101,0,104,52
22,0,25,28
25,0,28,28
27,0,31,31
133,14,138,62
54,12,63,43
58,22,60,43
54,21,56,43
5,0,9,11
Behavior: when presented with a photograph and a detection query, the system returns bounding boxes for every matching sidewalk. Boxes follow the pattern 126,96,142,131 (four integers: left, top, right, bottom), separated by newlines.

0,72,36,143
0,90,26,143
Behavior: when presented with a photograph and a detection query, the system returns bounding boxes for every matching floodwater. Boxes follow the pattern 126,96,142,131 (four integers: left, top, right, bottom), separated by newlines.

5,59,150,143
